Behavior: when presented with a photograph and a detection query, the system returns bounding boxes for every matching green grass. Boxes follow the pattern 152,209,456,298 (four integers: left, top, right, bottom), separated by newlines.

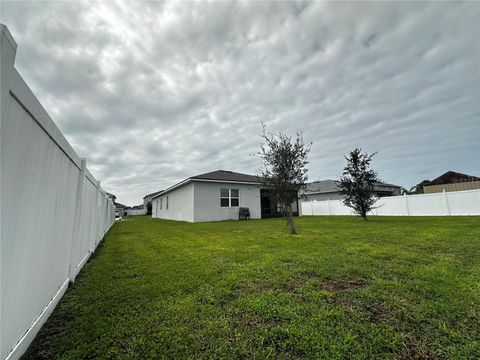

24,216,480,359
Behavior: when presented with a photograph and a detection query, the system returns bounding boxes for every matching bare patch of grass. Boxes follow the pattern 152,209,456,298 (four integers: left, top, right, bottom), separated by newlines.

322,277,370,293
282,272,320,293
233,313,282,329
369,303,397,323
399,333,445,359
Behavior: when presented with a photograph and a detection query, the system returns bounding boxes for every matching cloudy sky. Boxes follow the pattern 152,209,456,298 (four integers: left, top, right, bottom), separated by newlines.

2,1,479,205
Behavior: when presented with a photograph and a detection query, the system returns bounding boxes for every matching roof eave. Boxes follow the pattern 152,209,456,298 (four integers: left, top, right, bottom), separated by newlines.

151,178,263,199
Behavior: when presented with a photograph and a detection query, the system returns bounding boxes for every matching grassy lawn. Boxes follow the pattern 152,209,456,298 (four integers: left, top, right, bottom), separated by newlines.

25,216,480,359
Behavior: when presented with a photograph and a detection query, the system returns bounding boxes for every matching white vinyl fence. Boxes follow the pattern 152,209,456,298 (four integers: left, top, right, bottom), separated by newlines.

125,208,146,216
301,189,480,217
1,25,116,360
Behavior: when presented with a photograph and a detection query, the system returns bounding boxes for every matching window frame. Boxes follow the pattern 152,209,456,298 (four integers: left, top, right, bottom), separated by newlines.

220,188,239,208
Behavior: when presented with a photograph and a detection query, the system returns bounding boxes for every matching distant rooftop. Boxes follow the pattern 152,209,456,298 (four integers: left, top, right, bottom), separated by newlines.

303,180,401,194
143,190,164,199
429,171,480,186
114,202,127,209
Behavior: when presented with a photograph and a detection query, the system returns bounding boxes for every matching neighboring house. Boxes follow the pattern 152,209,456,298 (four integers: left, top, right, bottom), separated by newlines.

151,170,299,222
114,202,127,218
107,193,126,218
106,192,117,202
300,180,402,202
423,171,480,193
143,190,164,214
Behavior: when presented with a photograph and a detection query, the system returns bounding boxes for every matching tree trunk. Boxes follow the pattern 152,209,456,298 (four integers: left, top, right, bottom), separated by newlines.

361,209,368,221
287,204,297,234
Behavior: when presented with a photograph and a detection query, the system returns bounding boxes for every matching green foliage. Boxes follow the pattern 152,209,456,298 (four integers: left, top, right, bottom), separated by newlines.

339,148,379,220
259,123,311,234
25,216,480,359
402,180,432,195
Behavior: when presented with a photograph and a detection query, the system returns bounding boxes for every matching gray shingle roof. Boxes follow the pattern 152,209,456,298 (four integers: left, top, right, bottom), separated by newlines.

191,170,261,183
151,170,262,199
430,171,480,185
304,180,339,194
303,180,401,194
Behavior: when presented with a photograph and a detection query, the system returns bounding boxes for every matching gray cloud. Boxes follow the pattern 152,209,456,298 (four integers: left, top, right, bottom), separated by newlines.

2,0,478,205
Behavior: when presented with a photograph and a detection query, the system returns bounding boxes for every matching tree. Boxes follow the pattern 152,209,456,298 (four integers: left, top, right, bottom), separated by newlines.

401,180,431,195
338,148,380,220
259,124,311,234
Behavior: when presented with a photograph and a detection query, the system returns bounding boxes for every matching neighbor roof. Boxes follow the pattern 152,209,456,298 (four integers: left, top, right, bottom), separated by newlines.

106,192,117,200
429,171,480,185
303,180,401,194
143,190,164,199
151,170,262,199
303,180,339,194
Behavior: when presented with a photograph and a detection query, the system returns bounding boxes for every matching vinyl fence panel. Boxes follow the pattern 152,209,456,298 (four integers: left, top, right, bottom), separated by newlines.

1,25,115,360
444,190,480,215
301,189,480,217
376,195,409,216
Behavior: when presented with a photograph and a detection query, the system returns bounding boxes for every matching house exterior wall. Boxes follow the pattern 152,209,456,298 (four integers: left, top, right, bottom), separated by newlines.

152,183,194,222
193,181,261,222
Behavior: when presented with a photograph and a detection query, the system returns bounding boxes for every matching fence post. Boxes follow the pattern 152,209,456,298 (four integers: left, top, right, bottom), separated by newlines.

404,193,410,216
91,180,101,251
443,190,451,215
1,25,17,127
68,158,86,281
104,193,108,235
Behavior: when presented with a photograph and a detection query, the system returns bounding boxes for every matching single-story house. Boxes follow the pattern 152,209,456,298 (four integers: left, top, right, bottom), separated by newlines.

151,170,299,222
422,171,480,193
143,189,164,214
300,180,402,202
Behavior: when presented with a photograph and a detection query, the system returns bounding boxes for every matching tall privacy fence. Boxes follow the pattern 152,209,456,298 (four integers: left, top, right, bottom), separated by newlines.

1,25,116,360
301,189,480,216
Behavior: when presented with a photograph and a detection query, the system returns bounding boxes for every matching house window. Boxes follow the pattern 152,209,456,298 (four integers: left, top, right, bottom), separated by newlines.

220,188,239,207
160,197,163,210
166,196,169,209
